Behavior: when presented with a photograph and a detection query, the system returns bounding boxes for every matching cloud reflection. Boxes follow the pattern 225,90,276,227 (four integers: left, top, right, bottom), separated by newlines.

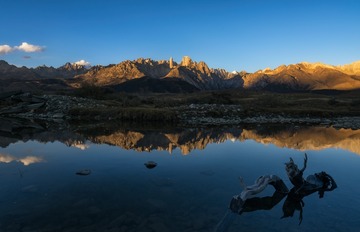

0,153,43,166
71,143,89,150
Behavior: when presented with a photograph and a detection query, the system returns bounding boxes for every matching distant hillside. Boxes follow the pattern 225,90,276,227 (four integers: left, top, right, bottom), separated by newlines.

0,60,39,79
0,60,88,79
243,61,360,91
0,60,88,93
33,62,89,78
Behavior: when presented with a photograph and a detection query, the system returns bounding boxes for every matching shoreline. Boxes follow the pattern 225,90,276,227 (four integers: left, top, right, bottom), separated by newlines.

1,92,360,130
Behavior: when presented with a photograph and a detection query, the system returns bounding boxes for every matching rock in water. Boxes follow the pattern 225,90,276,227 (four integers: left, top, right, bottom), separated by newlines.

144,161,157,169
76,169,91,175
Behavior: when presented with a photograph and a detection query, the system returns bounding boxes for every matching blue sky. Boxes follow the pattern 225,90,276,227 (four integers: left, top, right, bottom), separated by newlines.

1,0,359,72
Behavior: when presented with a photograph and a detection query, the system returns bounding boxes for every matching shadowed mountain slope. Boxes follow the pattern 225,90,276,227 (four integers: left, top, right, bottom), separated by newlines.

111,76,199,93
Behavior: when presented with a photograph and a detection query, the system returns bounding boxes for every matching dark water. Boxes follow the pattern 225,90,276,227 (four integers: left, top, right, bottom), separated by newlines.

0,122,360,232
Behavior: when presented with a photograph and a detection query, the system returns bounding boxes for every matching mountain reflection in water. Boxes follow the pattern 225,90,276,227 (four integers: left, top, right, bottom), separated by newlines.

1,118,360,231
1,117,360,155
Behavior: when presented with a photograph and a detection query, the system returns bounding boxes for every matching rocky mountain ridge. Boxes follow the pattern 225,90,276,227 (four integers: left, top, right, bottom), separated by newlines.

1,58,360,92
76,56,244,90
33,62,89,78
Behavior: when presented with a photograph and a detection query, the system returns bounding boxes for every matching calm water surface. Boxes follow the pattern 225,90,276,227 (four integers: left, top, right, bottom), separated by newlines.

0,123,359,232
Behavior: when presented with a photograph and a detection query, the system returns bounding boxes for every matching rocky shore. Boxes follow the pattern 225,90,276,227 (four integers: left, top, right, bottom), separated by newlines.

1,92,360,129
176,103,360,129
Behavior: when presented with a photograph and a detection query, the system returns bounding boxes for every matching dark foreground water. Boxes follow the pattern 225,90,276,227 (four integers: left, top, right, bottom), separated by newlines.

0,123,360,232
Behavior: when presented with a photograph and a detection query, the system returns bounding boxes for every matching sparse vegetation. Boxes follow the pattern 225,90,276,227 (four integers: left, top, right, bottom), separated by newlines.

350,99,360,107
328,97,339,106
65,89,360,123
3,87,360,124
68,105,179,122
74,82,110,99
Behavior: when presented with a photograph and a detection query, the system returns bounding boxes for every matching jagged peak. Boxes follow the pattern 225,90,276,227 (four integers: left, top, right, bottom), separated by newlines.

135,57,154,63
180,56,193,67
60,62,89,71
196,60,209,69
34,65,55,70
120,57,171,67
261,67,272,73
0,60,18,72
0,60,10,65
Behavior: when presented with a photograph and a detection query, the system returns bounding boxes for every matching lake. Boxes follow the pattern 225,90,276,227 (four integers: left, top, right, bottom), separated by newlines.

0,121,359,232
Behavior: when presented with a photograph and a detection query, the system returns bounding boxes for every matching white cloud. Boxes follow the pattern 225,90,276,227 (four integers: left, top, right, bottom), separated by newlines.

73,59,90,66
15,42,45,52
0,42,45,55
0,45,13,54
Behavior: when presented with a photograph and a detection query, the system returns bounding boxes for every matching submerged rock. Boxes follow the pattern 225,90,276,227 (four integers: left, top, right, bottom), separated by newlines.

76,169,91,175
144,161,157,169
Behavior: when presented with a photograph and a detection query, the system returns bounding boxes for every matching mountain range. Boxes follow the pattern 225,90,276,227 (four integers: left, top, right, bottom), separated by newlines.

1,57,360,93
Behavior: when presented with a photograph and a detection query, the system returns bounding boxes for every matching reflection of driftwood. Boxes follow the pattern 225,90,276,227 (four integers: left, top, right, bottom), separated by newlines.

230,175,289,214
216,154,338,232
231,155,337,215
216,175,288,232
